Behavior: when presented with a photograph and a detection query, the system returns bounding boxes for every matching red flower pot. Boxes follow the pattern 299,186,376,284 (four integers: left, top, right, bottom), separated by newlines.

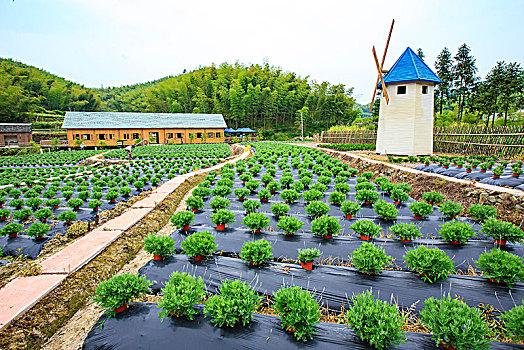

418,272,428,278
364,201,371,205
394,201,401,205
443,166,449,169
253,229,261,233
323,234,333,239
457,165,462,168
0,218,5,221
284,231,294,236
494,239,506,246
34,236,45,240
301,261,313,270
239,197,245,201
191,208,198,213
193,255,206,261
182,225,190,231
489,277,505,284
216,224,226,231
9,233,17,238
345,214,353,219
360,235,370,241
261,198,268,202
53,205,59,209
113,304,128,313
270,190,276,194
448,240,461,245
466,169,471,173
424,163,430,166
40,218,47,223
493,175,500,179
110,199,116,203
285,325,295,332
243,181,246,185
285,200,290,204
93,207,99,211
401,238,412,243
414,215,423,219
250,261,262,266
153,254,163,260
74,206,80,210
472,165,477,169
513,174,520,178
480,169,486,173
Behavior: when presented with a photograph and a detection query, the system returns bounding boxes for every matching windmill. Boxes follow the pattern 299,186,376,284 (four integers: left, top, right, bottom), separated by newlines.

369,19,394,112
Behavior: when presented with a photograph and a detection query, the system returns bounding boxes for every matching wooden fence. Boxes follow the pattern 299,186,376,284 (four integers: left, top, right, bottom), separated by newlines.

321,126,524,157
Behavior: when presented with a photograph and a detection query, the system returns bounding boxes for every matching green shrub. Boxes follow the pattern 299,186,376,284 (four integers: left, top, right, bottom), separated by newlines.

13,208,32,221
280,176,294,188
34,208,53,222
67,198,83,210
62,190,74,199
210,209,236,226
234,188,250,200
180,231,217,258
210,196,231,211
144,233,175,258
420,295,491,350
380,181,396,194
390,189,409,203
193,186,211,198
476,249,524,287
480,218,524,244
396,183,412,193
25,197,42,210
317,175,331,186
374,176,389,186
290,181,305,193
306,201,330,218
334,183,350,193
88,199,103,210
267,181,281,193
242,199,261,213
261,174,273,184
242,212,270,232
204,280,260,327
257,188,271,201
311,215,341,238
422,191,444,204
0,208,10,220
170,210,195,229
1,222,23,237
158,272,206,320
239,173,252,183
273,286,320,342
216,178,234,188
277,216,304,235
409,201,433,218
439,200,464,218
57,210,77,224
91,191,104,200
355,189,379,204
119,186,132,196
350,220,382,239
245,180,260,192
350,242,391,275
212,186,232,197
186,196,205,211
404,246,455,283
270,202,290,217
310,183,327,193
78,190,90,201
302,189,323,203
329,191,346,206
501,302,524,342
297,248,321,263
93,273,152,315
467,204,497,222
373,200,399,220
340,201,361,217
390,223,422,241
239,239,273,264
439,220,475,243
354,182,375,191
346,290,406,349
281,189,300,204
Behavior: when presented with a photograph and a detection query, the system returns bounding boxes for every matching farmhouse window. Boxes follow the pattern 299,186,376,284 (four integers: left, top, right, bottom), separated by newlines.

123,134,130,140
109,134,115,139
176,133,183,138
132,133,140,139
82,134,91,140
397,86,406,94
98,134,106,140
216,132,221,138
422,86,428,94
197,133,203,138
167,133,173,139
208,133,213,138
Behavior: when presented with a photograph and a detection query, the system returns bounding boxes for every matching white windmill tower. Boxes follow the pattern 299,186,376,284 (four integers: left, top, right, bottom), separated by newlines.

370,20,442,156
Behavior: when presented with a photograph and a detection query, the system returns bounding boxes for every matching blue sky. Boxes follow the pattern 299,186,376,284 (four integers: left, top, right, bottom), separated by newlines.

1,0,523,104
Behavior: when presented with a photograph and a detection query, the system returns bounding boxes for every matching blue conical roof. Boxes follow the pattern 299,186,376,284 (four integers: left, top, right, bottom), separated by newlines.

378,47,441,88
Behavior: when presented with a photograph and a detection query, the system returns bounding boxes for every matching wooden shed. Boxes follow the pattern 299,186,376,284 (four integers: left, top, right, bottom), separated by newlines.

0,123,32,147
62,112,227,147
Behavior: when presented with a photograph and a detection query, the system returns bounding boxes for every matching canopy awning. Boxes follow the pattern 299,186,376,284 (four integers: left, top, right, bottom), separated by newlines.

236,128,258,133
224,128,239,133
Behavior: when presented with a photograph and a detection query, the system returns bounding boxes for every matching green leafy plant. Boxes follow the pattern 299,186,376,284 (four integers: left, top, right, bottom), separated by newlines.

204,279,260,327
311,215,341,238
242,212,270,232
245,180,260,192
310,183,327,193
88,199,103,211
390,189,409,204
67,198,83,210
239,239,273,265
350,220,382,239
242,199,261,213
144,233,175,259
93,273,152,315
389,223,422,242
355,189,379,204
306,201,330,218
439,220,475,244
257,188,271,201
334,182,350,193
476,249,524,287
180,231,217,259
34,208,53,222
25,197,42,210
210,209,236,227
439,200,464,218
329,191,346,206
210,197,231,211
186,196,205,211
267,181,280,193
420,295,491,350
277,216,304,235
345,290,406,349
340,201,361,218
302,189,322,203
273,286,320,342
409,201,433,218
281,189,300,204
350,242,391,275
57,210,77,224
467,204,497,222
404,246,455,283
212,186,232,197
297,248,321,263
193,186,211,198
13,208,32,221
480,218,524,244
422,191,444,204
170,210,195,229
158,272,206,320
234,188,250,200
270,202,290,217
1,222,23,237
373,200,399,220
119,186,132,197
501,302,524,342
0,208,10,220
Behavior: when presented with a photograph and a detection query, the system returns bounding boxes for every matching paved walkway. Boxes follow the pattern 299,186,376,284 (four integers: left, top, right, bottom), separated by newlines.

0,147,250,331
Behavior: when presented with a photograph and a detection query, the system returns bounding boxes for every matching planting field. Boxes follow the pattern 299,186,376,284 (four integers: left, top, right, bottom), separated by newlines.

0,145,230,262
85,143,524,349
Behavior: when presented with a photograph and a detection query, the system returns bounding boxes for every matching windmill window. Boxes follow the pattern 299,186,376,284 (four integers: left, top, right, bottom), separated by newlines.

422,86,429,94
397,86,407,95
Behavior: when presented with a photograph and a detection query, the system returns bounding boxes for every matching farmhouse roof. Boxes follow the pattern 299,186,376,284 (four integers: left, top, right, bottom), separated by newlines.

0,123,32,133
378,47,441,88
62,112,227,129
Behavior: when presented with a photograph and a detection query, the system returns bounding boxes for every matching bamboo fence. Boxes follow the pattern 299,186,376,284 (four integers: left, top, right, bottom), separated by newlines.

320,130,377,145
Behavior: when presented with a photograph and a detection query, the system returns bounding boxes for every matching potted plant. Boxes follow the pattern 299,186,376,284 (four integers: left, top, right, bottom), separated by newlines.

209,196,231,212
420,295,490,350
297,248,321,270
373,200,399,221
465,164,472,173
25,222,49,240
119,186,132,197
57,210,77,225
62,191,74,200
341,201,361,219
476,249,524,286
105,190,119,203
311,215,341,239
501,304,524,342
180,230,217,261
186,196,205,212
34,208,53,223
170,210,195,231
345,290,406,349
422,191,444,205
350,242,392,275
390,189,409,205
239,239,273,265
281,189,300,204
439,200,464,219
273,286,320,341
242,212,270,233
439,220,475,244
408,201,433,219
257,189,271,202
493,166,504,179
270,202,290,217
204,280,260,327
0,208,10,221
13,208,32,222
328,191,346,206
306,201,330,218
261,174,273,186
67,198,84,210
242,199,261,214
2,222,23,238
211,186,232,197
404,246,455,282
93,273,152,314
467,204,497,222
480,218,524,245
390,222,422,243
302,189,322,204
245,180,260,193
480,162,489,172
512,165,523,178
334,183,350,194
234,188,250,201
210,209,235,230
158,272,206,320
88,199,103,211
144,233,175,260
277,216,304,236
349,220,382,241
279,176,294,189
355,189,379,205
25,197,42,211
354,182,375,192
239,173,252,185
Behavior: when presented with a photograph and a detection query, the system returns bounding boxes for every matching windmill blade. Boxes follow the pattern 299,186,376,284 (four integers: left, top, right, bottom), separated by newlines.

370,19,394,112
372,46,389,104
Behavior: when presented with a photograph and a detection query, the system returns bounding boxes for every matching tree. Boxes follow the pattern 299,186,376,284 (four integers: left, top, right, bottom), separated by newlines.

434,47,454,115
416,48,425,61
499,62,524,126
453,44,478,123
